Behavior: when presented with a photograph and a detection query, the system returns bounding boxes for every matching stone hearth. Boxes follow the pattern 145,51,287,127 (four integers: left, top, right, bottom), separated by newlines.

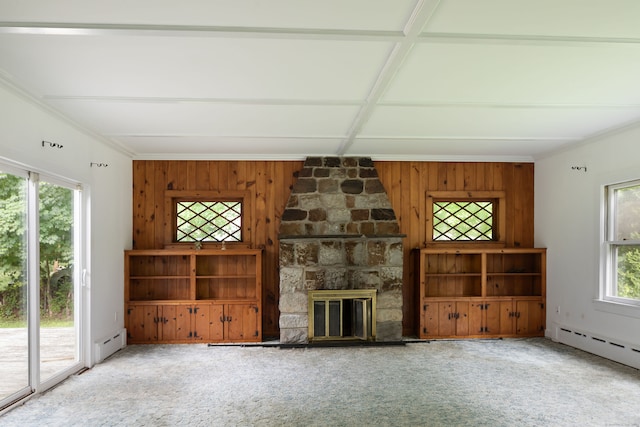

278,157,404,344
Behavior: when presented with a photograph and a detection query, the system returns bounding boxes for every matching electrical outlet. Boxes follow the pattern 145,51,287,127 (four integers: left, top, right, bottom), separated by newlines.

114,311,118,322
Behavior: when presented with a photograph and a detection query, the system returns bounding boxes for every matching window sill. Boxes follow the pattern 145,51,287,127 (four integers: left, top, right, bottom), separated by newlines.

593,299,640,320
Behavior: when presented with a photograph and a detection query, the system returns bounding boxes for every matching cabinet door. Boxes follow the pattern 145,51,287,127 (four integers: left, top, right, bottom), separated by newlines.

420,302,440,337
226,304,260,341
126,304,159,342
469,301,501,335
498,300,516,335
453,301,470,336
515,300,545,336
434,301,469,337
193,303,224,342
469,302,484,335
483,302,500,335
165,305,192,341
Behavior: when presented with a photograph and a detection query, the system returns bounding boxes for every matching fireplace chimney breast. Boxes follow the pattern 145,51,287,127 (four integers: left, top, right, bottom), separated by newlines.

278,157,404,344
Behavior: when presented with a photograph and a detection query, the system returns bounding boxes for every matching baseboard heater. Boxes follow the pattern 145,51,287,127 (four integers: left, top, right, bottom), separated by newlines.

94,328,126,364
555,325,640,370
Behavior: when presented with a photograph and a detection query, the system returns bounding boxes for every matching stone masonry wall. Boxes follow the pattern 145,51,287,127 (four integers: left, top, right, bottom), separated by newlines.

279,157,400,238
278,157,404,344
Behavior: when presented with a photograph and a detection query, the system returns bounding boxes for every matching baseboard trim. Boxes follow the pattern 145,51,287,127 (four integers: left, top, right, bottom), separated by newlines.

94,328,126,364
552,324,640,370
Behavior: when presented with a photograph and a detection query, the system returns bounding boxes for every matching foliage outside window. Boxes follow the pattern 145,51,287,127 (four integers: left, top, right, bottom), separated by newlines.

433,200,494,241
604,180,640,304
426,191,505,247
176,200,242,242
0,172,75,323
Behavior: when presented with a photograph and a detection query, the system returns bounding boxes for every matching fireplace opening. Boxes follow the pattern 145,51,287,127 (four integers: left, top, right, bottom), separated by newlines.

308,290,376,342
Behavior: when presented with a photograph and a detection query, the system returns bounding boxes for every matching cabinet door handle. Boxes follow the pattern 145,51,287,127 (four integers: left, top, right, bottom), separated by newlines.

226,316,232,322
220,316,225,323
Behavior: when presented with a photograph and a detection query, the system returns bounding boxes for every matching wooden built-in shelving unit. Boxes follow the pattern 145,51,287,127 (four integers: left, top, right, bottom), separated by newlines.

418,248,546,339
125,249,262,344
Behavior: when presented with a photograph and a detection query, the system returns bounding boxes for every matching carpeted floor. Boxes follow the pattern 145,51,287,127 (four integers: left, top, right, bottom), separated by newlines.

1,338,640,426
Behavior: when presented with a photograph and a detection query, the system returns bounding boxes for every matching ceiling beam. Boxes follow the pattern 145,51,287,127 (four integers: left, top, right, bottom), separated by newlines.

336,0,442,156
0,22,404,42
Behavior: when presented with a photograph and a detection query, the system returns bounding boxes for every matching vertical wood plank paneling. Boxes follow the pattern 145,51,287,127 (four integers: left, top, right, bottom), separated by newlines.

514,164,534,247
144,161,157,249
218,161,230,189
153,161,167,249
463,163,476,191
132,160,534,337
455,162,465,190
226,160,239,188
263,162,278,336
502,164,515,245
186,160,197,190
132,161,146,249
235,161,247,190
475,162,486,190
195,161,210,190
253,161,268,250
208,162,220,190
437,163,448,190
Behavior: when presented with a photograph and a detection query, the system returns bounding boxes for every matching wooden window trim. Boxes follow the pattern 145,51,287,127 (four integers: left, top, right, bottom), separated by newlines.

426,191,506,248
164,190,254,249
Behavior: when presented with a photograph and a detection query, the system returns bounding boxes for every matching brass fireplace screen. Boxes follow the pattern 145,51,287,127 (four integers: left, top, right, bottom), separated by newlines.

308,289,377,341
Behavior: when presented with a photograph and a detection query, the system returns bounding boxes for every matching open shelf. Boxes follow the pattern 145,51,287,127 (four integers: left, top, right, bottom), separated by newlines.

418,248,546,339
125,249,262,343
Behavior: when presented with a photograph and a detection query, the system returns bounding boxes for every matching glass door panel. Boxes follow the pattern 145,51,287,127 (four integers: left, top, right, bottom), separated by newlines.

39,180,78,382
0,171,30,404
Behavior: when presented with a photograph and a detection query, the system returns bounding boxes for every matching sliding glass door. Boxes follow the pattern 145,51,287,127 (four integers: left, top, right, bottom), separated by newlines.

0,166,83,409
38,179,80,385
0,170,29,404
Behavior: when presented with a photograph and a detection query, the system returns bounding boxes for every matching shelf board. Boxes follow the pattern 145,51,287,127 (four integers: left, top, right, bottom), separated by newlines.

425,273,482,277
195,275,257,279
487,272,541,276
130,275,191,280
421,295,543,301
127,299,192,304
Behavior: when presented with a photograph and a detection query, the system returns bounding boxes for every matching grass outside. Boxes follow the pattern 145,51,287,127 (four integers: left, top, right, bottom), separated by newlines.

0,318,73,328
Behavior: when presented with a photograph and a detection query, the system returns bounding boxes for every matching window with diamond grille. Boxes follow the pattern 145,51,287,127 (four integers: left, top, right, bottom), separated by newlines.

433,200,494,241
176,200,242,242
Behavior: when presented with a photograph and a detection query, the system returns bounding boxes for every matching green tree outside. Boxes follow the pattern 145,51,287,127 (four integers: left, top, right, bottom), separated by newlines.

0,173,74,323
615,184,640,299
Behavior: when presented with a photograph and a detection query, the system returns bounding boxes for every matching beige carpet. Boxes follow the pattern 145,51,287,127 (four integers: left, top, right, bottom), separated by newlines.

2,338,640,426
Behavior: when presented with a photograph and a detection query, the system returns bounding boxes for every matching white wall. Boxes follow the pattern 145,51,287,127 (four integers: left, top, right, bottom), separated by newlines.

536,124,640,368
0,82,131,366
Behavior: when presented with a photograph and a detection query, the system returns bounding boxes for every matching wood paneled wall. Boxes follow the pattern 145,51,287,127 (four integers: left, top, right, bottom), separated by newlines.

132,160,534,337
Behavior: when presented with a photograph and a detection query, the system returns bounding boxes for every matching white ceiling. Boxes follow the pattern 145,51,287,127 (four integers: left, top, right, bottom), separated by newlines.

2,0,640,161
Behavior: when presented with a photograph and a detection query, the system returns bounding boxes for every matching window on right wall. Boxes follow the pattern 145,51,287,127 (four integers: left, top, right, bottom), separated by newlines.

603,180,640,305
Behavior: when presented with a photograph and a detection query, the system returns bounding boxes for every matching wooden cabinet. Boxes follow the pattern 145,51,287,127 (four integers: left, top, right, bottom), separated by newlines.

497,299,546,336
418,248,546,339
422,301,470,337
125,249,262,344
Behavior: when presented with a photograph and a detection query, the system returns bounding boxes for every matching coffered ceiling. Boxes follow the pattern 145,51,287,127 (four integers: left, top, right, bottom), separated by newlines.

2,0,640,161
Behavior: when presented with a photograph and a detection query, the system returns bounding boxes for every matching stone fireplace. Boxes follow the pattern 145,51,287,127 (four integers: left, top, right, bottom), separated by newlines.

278,157,404,344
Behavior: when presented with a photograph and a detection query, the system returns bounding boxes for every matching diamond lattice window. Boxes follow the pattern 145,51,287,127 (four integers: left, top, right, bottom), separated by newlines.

176,201,242,242
433,201,494,241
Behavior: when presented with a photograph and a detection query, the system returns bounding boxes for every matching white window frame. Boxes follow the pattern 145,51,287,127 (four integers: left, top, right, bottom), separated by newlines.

600,179,640,309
